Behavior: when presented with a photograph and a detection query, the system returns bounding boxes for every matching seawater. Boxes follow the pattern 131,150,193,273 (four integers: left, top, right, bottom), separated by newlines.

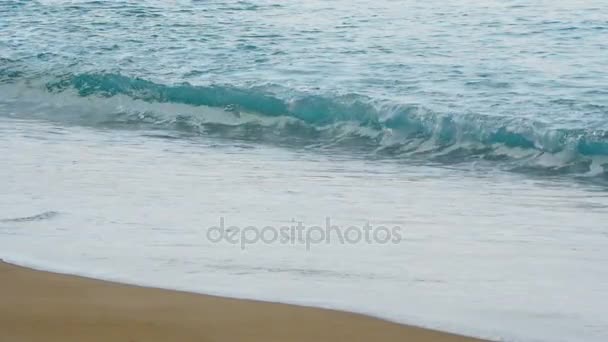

1,1,607,341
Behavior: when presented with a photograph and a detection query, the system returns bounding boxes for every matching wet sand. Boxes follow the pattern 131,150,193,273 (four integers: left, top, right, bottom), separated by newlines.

0,261,487,342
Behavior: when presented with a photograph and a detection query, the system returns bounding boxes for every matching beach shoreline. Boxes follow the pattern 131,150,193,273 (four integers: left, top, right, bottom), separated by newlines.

0,260,488,342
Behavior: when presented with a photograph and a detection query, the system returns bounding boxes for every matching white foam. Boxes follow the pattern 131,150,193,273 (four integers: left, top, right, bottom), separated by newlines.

1,119,607,342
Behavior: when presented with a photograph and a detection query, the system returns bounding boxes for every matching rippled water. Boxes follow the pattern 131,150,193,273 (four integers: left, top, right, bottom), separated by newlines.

1,1,608,341
2,0,608,180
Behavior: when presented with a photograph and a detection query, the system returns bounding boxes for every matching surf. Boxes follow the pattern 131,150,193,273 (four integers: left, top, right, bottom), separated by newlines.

0,71,606,182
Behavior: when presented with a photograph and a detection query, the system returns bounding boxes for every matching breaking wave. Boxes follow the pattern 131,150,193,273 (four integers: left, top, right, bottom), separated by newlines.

1,70,608,181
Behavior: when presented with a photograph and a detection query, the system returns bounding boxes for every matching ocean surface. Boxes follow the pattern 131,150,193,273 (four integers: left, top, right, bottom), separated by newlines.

1,1,607,341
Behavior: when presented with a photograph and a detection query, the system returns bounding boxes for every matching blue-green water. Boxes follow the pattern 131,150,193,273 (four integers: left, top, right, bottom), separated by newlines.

2,0,608,182
2,2,608,341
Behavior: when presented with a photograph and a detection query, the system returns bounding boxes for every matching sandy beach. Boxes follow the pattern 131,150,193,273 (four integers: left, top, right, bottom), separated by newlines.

0,261,486,342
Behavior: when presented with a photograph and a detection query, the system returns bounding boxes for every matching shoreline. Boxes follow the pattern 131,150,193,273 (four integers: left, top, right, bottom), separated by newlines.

0,260,489,342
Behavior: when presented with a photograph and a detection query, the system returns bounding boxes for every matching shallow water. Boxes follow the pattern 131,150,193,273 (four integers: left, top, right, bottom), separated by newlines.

1,1,608,341
1,118,608,342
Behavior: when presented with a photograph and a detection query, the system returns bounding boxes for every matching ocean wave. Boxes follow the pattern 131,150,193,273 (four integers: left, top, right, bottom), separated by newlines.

1,71,608,180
